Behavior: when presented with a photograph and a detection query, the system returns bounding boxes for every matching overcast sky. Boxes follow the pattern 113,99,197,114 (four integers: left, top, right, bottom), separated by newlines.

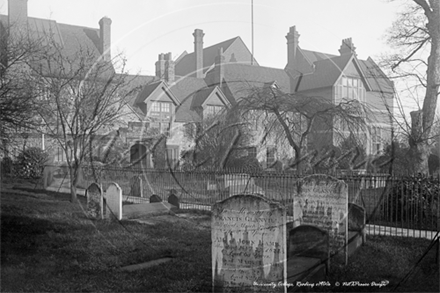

2,0,434,115
0,0,406,75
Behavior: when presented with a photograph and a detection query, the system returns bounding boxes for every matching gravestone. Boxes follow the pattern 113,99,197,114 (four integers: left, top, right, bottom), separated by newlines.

129,176,143,197
294,174,348,263
86,183,103,220
150,194,162,203
105,183,123,220
212,194,287,292
167,189,180,209
288,225,330,278
42,157,55,189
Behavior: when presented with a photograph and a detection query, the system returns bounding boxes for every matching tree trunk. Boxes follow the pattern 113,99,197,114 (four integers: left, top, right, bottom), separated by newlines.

70,167,78,203
409,110,430,174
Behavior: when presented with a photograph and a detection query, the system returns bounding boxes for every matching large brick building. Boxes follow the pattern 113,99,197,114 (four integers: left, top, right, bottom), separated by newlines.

1,0,394,170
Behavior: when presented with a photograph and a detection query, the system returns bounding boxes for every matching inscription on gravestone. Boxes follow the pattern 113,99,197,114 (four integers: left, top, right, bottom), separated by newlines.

87,183,103,219
294,175,348,261
212,194,287,292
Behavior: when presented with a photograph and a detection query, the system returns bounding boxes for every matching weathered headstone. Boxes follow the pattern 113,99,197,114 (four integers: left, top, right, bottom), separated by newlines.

104,183,123,220
86,183,103,220
129,176,143,197
42,157,55,189
293,174,348,263
150,194,162,203
167,189,180,209
212,194,287,292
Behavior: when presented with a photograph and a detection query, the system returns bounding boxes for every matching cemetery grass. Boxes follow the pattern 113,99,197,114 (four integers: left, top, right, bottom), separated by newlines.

0,189,212,292
1,187,439,293
319,235,439,292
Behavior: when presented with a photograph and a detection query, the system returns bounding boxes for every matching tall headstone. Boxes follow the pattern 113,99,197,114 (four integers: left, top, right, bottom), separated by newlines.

129,176,143,197
212,194,287,293
105,183,123,220
86,183,103,220
294,174,348,263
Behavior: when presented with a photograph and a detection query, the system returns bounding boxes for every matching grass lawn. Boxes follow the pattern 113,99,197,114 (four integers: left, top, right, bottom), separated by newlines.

1,185,439,292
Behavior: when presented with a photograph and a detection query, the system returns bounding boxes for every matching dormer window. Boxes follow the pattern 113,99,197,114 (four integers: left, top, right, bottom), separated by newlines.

205,105,224,117
335,76,365,102
150,101,171,120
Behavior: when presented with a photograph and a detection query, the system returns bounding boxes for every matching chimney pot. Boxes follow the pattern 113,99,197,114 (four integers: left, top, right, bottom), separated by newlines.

8,0,28,33
193,29,204,78
99,17,112,62
339,38,356,56
286,26,300,73
165,52,175,82
155,53,166,79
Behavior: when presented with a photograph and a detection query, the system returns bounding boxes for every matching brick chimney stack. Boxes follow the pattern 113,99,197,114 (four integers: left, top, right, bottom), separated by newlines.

285,26,300,72
99,17,112,62
214,47,224,87
8,0,28,32
155,53,166,79
164,52,175,82
193,29,204,78
339,38,357,56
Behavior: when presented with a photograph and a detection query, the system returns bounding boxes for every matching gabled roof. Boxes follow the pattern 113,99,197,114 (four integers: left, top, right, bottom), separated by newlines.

135,80,181,106
215,63,291,101
293,53,353,92
175,37,237,77
359,57,394,94
174,36,258,77
171,77,208,123
0,14,112,77
192,86,230,109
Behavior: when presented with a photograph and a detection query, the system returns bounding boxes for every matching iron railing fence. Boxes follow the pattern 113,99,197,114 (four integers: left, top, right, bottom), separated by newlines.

3,162,438,237
78,166,439,235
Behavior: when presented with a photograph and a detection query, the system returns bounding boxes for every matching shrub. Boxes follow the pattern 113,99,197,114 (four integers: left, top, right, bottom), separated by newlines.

383,175,439,228
15,147,49,179
1,157,13,175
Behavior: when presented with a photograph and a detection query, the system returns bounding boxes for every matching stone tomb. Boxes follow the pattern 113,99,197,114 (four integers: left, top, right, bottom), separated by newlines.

104,183,123,220
86,183,103,219
212,194,287,292
293,174,348,263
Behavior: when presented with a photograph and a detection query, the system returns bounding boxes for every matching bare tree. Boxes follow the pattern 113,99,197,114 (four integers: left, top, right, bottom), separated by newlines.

384,0,440,174
32,42,141,202
237,85,371,173
182,107,252,170
0,24,44,156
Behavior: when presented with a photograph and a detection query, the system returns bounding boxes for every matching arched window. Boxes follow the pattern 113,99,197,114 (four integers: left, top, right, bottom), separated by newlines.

130,143,151,168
